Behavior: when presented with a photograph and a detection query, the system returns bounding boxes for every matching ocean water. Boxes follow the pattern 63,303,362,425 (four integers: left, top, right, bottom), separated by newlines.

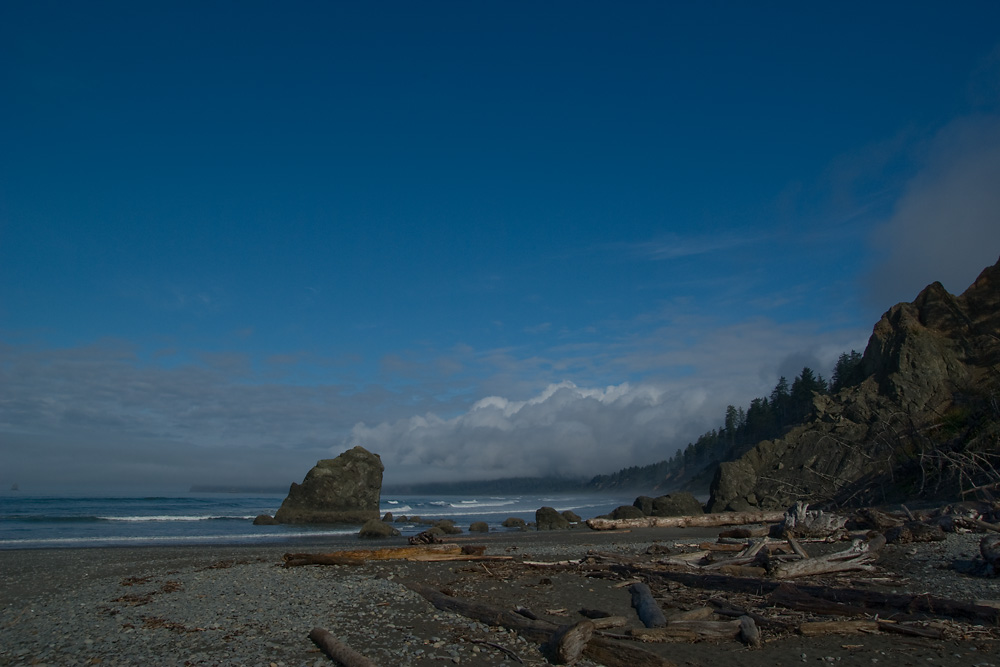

0,492,638,549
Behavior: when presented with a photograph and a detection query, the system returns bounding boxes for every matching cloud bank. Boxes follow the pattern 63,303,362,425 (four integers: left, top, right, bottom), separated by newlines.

868,115,1000,307
347,381,705,483
1,312,868,492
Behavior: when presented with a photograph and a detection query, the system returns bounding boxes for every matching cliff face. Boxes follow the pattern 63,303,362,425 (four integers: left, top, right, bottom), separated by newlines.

709,257,1000,511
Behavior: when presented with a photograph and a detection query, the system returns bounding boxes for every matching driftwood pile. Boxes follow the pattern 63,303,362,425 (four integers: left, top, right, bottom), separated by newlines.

289,501,1000,666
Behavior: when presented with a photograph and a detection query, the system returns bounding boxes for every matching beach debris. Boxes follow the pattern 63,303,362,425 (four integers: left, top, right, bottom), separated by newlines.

308,626,379,667
779,501,848,538
629,582,667,628
541,619,595,664
282,543,508,567
765,533,885,579
403,582,676,667
981,533,1000,574
586,509,786,531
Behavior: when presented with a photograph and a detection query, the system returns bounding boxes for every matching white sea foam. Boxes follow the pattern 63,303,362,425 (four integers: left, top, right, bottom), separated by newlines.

384,505,412,513
0,528,356,548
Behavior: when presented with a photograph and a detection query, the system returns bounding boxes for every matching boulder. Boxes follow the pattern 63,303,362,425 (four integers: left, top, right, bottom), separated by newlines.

561,510,582,523
633,496,655,515
502,517,527,530
536,506,571,530
650,493,705,517
469,521,489,533
358,518,400,539
252,514,279,525
382,512,394,522
435,519,462,535
273,446,384,524
608,505,645,520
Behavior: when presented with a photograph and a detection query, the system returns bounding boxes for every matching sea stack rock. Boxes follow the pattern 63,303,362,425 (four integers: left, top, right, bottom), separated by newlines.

273,446,384,524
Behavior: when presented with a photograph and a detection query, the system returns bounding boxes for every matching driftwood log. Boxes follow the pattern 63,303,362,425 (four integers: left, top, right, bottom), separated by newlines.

630,619,741,642
629,582,667,628
403,582,676,667
283,544,509,567
739,615,762,648
542,619,595,665
798,619,945,639
630,615,760,647
587,510,785,531
617,566,1000,625
308,627,379,667
981,534,1000,572
766,534,885,579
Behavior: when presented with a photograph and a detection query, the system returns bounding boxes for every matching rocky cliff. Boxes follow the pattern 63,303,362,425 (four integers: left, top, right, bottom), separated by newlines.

709,256,1000,511
273,446,384,524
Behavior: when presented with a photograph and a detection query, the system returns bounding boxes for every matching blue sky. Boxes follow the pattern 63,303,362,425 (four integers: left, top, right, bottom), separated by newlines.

3,2,1000,493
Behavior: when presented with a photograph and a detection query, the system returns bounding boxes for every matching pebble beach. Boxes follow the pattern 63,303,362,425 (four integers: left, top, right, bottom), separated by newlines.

3,527,1000,667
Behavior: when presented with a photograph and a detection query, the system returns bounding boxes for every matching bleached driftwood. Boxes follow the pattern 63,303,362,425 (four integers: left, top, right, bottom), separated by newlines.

766,534,885,579
586,511,785,531
780,501,847,538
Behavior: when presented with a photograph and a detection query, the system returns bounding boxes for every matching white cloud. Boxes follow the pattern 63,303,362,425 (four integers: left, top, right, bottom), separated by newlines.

868,115,1000,306
0,309,870,492
346,381,690,483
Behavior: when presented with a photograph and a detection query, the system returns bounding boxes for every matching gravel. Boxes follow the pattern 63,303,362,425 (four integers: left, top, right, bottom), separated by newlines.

0,530,656,667
2,528,1000,666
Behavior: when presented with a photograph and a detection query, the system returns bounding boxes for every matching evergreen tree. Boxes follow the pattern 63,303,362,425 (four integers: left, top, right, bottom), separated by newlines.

724,405,739,445
831,350,865,392
790,367,827,422
770,376,790,425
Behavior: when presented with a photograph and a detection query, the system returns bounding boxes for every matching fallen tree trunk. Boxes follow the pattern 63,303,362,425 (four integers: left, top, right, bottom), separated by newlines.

308,627,379,667
283,544,509,567
615,566,1000,625
771,583,870,617
798,619,944,639
587,511,785,531
403,582,676,667
542,620,595,665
